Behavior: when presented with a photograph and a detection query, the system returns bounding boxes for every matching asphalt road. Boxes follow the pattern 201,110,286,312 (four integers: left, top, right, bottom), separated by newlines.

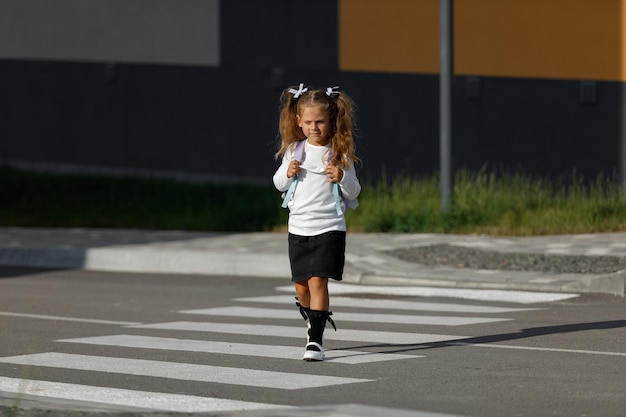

0,266,625,417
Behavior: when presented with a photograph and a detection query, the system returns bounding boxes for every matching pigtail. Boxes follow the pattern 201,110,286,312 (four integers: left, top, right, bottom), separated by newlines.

275,84,307,159
330,91,360,169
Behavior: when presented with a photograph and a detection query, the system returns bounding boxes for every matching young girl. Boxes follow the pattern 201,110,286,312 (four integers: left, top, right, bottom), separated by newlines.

273,83,361,361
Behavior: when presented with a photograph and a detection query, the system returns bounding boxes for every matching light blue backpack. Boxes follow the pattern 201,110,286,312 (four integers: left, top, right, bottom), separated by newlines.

281,140,358,215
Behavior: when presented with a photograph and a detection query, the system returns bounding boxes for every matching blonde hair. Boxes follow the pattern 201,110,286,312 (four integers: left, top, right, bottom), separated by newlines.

275,85,359,169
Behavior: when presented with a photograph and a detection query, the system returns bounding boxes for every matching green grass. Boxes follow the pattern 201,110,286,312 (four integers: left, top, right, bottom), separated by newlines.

1,165,625,235
0,166,287,232
346,169,626,235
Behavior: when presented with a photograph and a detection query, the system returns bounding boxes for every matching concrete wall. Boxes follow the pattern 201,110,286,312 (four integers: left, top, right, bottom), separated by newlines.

0,0,220,66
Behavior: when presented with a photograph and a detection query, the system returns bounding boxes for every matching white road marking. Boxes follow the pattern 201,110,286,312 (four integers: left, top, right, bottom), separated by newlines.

59,335,420,364
0,311,141,326
180,306,510,326
0,376,288,412
308,283,579,304
452,342,626,357
235,295,537,313
0,353,371,390
129,322,469,345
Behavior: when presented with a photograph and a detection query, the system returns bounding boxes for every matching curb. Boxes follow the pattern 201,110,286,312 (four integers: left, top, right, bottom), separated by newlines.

344,269,626,297
1,246,624,296
0,247,291,278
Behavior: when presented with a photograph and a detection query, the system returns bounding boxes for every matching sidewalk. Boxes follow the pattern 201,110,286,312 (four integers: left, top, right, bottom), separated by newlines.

0,227,624,296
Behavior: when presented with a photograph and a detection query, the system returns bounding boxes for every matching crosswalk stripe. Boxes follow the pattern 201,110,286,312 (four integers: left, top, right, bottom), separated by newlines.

0,376,288,413
180,306,511,326
234,295,536,313
451,342,626,357
129,322,470,345
0,311,141,326
321,283,579,304
58,335,420,364
0,353,371,390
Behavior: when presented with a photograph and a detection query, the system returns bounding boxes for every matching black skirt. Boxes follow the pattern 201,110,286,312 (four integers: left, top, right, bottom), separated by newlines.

288,231,346,282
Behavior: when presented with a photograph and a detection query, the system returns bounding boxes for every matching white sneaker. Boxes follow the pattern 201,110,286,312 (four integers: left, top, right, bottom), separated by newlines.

303,342,325,361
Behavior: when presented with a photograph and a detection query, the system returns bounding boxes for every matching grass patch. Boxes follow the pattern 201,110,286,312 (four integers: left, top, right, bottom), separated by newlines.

1,165,625,235
0,166,287,232
345,169,626,235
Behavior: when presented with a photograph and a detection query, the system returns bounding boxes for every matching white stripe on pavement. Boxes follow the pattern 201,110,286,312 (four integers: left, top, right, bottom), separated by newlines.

0,353,371,390
281,283,579,304
180,306,511,326
129,322,469,345
0,376,288,413
59,335,420,364
234,295,537,313
0,311,141,326
451,342,626,357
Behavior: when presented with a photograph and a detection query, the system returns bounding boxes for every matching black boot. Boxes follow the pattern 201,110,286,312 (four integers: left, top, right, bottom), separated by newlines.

295,297,311,342
303,309,336,361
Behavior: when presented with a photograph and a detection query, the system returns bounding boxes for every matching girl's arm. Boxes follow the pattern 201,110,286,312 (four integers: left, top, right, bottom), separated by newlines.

338,164,361,200
272,153,293,192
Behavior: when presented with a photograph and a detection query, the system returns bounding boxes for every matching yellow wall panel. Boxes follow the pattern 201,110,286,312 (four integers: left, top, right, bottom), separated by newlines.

340,0,625,81
339,0,439,74
456,0,622,80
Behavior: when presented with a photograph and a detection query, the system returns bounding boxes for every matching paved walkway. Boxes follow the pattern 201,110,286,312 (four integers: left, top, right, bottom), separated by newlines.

0,227,625,296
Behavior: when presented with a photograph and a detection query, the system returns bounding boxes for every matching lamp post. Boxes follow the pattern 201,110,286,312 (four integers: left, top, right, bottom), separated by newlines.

440,0,454,211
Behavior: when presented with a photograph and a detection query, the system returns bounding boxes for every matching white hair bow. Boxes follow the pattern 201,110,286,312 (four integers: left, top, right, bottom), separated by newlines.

326,86,340,97
288,83,308,99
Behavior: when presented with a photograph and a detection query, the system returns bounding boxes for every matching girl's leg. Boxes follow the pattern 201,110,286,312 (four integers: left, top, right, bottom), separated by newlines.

294,280,311,309
303,276,330,361
307,276,329,310
293,277,329,311
294,280,312,343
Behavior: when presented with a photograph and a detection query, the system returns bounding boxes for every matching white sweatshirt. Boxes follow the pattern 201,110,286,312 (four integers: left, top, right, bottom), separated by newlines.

273,140,361,236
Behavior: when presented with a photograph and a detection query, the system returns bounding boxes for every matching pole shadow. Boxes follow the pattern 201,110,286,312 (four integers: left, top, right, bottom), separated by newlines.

335,320,626,355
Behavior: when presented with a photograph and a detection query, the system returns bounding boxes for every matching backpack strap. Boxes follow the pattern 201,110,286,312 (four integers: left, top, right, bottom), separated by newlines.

281,140,306,208
332,183,343,215
293,139,306,162
327,148,350,215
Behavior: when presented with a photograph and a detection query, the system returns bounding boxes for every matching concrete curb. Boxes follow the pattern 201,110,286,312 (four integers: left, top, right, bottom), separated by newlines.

0,246,291,277
344,269,626,296
0,403,464,417
1,245,624,296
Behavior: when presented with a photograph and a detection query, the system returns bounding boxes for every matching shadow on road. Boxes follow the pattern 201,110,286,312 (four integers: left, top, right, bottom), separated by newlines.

340,320,626,354
0,266,66,279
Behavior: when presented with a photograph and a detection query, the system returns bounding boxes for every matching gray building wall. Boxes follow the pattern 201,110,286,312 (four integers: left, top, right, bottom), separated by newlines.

0,0,622,184
0,0,219,66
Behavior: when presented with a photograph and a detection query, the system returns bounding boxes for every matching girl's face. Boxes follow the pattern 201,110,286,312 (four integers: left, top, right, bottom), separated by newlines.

297,105,331,146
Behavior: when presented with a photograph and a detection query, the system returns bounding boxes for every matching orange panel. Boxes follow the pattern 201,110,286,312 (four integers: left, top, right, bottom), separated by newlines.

339,0,625,81
456,0,623,81
339,0,439,74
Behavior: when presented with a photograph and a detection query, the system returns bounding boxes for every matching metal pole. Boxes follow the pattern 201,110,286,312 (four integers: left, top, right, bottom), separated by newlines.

621,85,626,187
440,0,454,211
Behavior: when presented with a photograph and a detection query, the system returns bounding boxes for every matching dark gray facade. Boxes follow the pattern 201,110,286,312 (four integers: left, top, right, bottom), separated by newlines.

0,0,622,183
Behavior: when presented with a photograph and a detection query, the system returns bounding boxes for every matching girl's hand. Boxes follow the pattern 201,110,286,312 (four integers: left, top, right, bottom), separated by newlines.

325,164,343,183
287,160,301,178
